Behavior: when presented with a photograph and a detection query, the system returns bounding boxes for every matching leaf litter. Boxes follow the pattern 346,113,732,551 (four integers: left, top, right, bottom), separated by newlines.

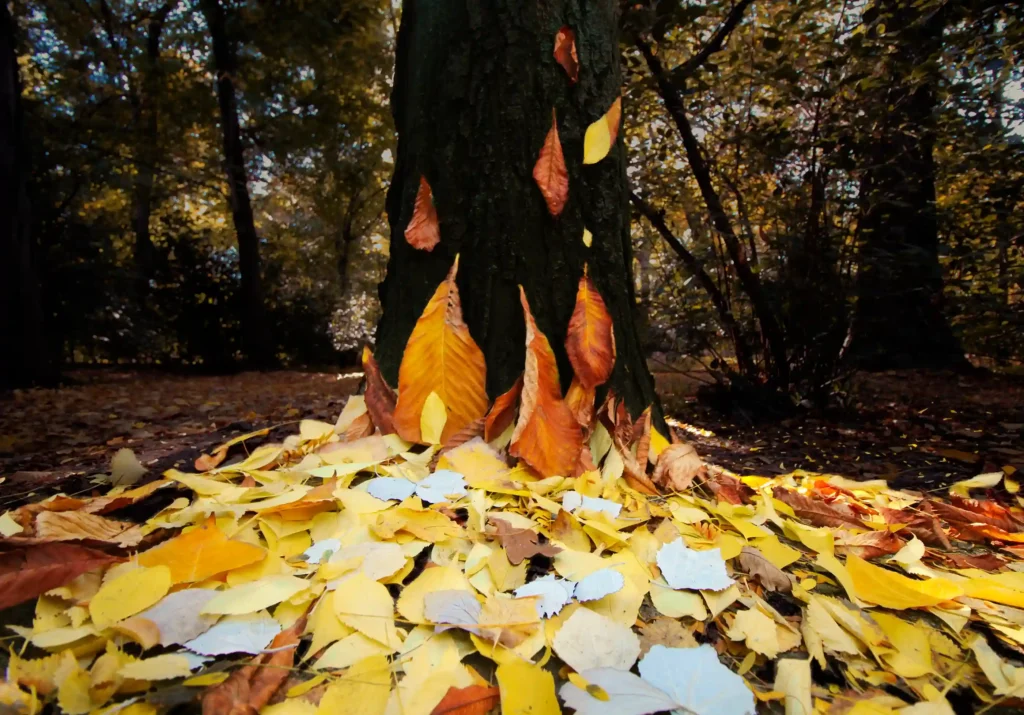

6,268,1024,714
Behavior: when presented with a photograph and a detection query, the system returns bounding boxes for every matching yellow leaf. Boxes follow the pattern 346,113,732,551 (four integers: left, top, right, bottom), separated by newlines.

582,227,593,248
118,654,193,681
393,257,488,445
871,612,933,679
846,554,963,609
420,391,448,445
201,575,309,615
183,672,231,687
317,654,391,715
650,583,707,620
89,566,171,629
137,515,266,584
398,565,473,622
57,660,93,715
496,660,560,715
727,607,784,657
305,592,354,659
774,658,812,715
582,97,621,165
752,535,802,569
333,572,402,648
314,631,397,670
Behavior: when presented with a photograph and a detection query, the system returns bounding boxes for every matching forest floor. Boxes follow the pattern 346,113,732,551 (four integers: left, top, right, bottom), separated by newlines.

1,366,1021,507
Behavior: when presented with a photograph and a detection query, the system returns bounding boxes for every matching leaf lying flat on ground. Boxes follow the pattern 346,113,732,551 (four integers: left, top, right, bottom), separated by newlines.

490,517,561,565
736,546,792,592
772,487,865,529
0,543,122,610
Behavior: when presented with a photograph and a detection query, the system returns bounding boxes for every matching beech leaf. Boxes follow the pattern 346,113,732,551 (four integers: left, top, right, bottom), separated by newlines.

553,26,579,83
362,347,398,435
566,270,616,389
651,442,703,492
533,109,569,217
0,543,121,611
405,175,441,251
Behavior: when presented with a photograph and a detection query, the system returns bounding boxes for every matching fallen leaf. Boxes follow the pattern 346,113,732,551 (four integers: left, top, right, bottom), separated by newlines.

425,589,482,634
420,391,449,445
393,257,489,445
651,443,703,492
490,517,561,565
565,378,596,429
484,376,522,442
201,575,309,616
845,553,963,608
774,658,811,715
880,507,951,549
565,270,615,389
137,515,266,584
510,288,583,477
137,588,219,645
195,448,228,472
657,538,734,591
431,684,501,715
120,653,194,681
362,347,398,435
110,447,147,486
533,109,569,217
553,607,640,672
637,616,698,655
574,568,625,602
30,510,144,547
316,653,391,715
415,469,468,504
727,607,785,657
772,487,864,529
583,97,622,165
948,470,1000,494
737,546,792,592
478,593,541,647
496,660,560,715
638,644,755,715
553,26,579,83
515,575,575,617
331,572,402,648
406,175,441,251
834,530,905,560
184,614,282,656
0,543,121,610
90,565,172,628
560,667,679,715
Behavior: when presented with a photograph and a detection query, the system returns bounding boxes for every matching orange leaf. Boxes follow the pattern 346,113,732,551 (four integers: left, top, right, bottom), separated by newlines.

533,110,569,217
565,269,616,388
509,287,583,477
634,408,652,471
606,96,622,146
195,447,228,472
405,176,441,251
0,543,122,611
553,27,579,83
484,375,523,442
137,515,266,584
393,258,488,445
432,684,501,715
362,347,398,435
565,377,595,428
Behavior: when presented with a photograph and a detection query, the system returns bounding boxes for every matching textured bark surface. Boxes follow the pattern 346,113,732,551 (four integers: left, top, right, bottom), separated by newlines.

376,0,659,419
849,0,965,369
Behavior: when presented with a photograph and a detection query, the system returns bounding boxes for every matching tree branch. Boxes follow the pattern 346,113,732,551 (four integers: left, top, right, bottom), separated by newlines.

670,0,756,82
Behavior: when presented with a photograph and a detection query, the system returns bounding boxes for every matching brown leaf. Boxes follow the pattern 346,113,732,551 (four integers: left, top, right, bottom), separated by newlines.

362,346,397,435
638,616,699,656
31,510,145,547
553,26,579,84
878,506,951,549
565,270,616,389
923,499,1022,533
565,377,595,429
736,546,792,592
340,411,375,442
533,109,569,217
442,417,486,452
195,447,228,472
0,543,121,610
432,684,501,715
772,487,865,529
489,517,561,565
405,175,441,251
509,288,583,477
707,471,752,505
201,614,306,715
834,530,905,560
952,495,1024,531
651,442,703,493
936,552,1006,571
634,408,652,473
606,96,622,146
484,375,523,442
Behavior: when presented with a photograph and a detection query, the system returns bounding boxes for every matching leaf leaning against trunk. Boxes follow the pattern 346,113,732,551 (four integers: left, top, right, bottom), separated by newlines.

362,347,398,436
565,270,616,389
484,375,523,442
509,287,583,477
0,543,122,611
533,109,569,217
393,257,488,445
405,175,441,251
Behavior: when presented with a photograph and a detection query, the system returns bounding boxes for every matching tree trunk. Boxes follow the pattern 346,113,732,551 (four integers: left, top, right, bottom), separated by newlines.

200,0,271,366
1,3,54,388
849,0,966,369
131,1,176,292
375,0,659,419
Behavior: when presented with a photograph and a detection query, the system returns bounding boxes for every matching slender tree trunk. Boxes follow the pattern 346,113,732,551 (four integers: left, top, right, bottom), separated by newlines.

375,0,660,418
849,0,966,369
200,0,271,366
131,1,176,292
1,4,54,388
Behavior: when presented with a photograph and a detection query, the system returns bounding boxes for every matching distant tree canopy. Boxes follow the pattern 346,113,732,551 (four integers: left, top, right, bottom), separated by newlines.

3,0,1022,394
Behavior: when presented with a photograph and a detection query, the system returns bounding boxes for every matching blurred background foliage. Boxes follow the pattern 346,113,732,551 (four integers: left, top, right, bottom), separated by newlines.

5,0,1023,396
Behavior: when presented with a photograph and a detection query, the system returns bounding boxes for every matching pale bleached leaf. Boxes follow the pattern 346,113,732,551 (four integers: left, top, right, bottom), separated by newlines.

574,568,625,603
657,539,734,592
638,645,755,715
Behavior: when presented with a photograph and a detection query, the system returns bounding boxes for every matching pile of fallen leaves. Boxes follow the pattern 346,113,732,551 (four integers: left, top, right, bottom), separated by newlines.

5,263,1024,715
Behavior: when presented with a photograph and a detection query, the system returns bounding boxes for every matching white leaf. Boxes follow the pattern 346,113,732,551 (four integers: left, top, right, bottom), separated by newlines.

110,448,147,487
138,589,219,646
515,576,575,617
574,568,625,603
560,667,680,715
183,614,282,656
561,490,623,518
415,470,467,504
423,589,482,635
656,538,734,591
303,538,342,564
365,477,417,502
553,607,640,673
891,536,925,566
639,645,755,715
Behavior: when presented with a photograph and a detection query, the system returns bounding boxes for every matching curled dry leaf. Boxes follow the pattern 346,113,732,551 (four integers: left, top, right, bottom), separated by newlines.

393,257,488,445
489,517,561,565
565,270,616,389
533,109,569,217
925,497,1024,533
706,470,752,504
553,26,579,83
879,506,951,549
484,375,523,442
634,408,652,473
565,377,596,429
362,347,398,436
0,543,122,610
32,510,145,547
736,547,792,593
509,287,583,477
772,487,864,530
405,175,441,251
195,447,228,472
834,530,905,560
651,442,703,493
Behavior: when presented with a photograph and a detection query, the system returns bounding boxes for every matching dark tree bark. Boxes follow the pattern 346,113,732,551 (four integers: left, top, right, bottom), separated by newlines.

1,4,54,388
849,0,966,369
375,0,660,418
200,0,271,365
131,1,176,291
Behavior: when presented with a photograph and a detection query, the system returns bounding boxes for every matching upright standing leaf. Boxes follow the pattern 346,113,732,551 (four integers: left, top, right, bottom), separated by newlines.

362,347,397,435
393,258,488,444
565,377,596,428
554,27,579,83
405,176,441,251
484,375,523,442
510,288,583,477
583,97,622,165
566,270,616,388
533,109,569,217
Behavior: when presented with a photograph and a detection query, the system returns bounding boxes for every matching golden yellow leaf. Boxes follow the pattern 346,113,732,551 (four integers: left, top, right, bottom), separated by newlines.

533,109,569,217
393,257,488,445
201,575,309,615
316,654,391,715
510,287,583,477
89,566,171,629
496,660,560,715
118,654,193,681
727,607,784,657
846,553,963,609
565,270,616,389
398,565,473,622
137,515,266,584
583,96,622,165
420,391,448,445
871,612,933,678
333,572,402,648
582,227,593,248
